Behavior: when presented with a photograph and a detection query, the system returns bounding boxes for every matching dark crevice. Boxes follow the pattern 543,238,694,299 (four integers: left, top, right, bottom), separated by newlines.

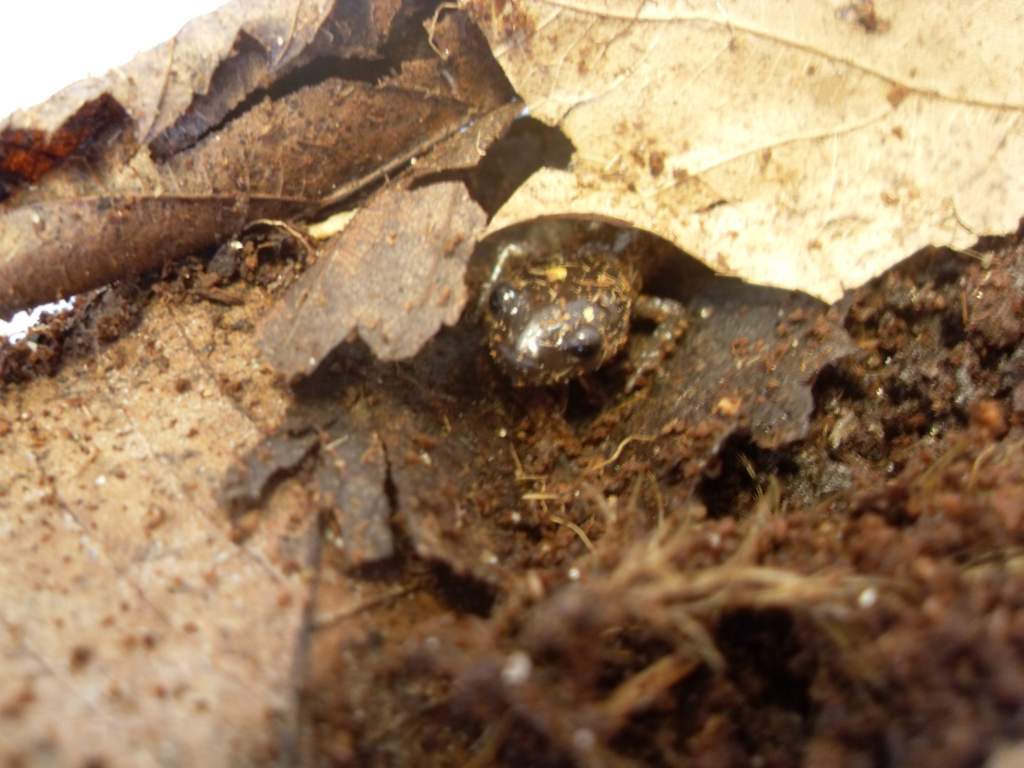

465,117,575,215
696,432,798,519
429,563,497,617
149,31,276,160
151,50,396,161
717,609,816,761
263,54,395,97
408,116,574,219
811,361,869,413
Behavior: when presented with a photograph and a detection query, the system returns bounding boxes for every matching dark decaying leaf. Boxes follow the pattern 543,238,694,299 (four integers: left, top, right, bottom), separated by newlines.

627,269,856,448
594,261,856,511
221,428,321,509
147,0,405,159
315,420,393,567
223,399,394,568
230,317,534,586
421,8,516,112
0,2,516,320
258,181,486,379
409,100,524,179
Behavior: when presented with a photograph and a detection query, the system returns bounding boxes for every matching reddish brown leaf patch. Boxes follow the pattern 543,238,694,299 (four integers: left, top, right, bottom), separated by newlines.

0,94,128,198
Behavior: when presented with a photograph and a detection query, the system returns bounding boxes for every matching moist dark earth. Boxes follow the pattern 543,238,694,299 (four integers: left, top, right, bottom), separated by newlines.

3,228,1024,767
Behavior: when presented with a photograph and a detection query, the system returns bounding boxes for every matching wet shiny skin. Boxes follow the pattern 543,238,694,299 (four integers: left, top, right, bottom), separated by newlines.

484,244,686,388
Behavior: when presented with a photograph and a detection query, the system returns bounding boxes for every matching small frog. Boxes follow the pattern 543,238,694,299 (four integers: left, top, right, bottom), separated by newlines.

484,239,687,390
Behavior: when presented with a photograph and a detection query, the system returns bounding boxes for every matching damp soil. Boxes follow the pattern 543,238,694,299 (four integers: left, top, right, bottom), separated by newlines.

3,230,1024,767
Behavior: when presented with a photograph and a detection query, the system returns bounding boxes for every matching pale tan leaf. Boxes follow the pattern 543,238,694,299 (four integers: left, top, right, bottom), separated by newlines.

471,0,1024,300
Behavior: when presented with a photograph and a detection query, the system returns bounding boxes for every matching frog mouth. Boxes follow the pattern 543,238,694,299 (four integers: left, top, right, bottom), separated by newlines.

492,337,578,386
493,339,543,376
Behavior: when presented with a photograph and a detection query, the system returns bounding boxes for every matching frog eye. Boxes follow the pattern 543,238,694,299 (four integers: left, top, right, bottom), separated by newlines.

488,283,520,317
564,326,603,360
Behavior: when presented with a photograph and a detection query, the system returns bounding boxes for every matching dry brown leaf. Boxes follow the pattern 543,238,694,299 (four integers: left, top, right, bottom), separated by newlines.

469,0,1024,301
0,292,315,765
0,2,516,321
258,182,486,380
0,81,471,317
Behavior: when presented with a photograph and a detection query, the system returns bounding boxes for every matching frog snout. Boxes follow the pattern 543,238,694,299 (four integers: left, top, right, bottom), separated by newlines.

560,326,603,361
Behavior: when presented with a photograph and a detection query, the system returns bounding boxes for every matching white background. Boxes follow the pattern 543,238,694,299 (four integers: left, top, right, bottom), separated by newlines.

0,0,227,338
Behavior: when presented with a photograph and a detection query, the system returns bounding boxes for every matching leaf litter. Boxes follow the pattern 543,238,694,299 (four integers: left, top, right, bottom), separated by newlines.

0,0,516,319
1,0,1024,766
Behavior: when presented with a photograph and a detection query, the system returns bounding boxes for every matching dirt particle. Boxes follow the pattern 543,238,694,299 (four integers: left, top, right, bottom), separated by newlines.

0,682,35,720
838,0,891,33
887,85,909,107
714,396,742,416
69,645,93,672
143,507,166,532
970,399,1008,439
648,150,665,177
1012,383,1024,421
